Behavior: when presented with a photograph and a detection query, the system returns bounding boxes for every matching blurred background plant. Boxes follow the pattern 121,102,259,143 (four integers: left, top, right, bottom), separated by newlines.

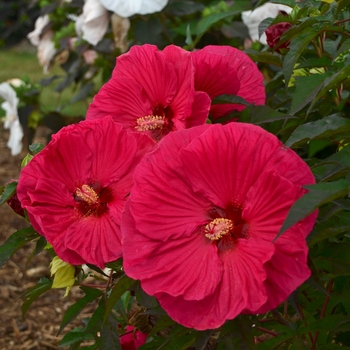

1,0,350,348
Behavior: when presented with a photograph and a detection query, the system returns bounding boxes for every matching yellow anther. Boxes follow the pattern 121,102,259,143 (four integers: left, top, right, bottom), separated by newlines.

204,218,234,240
135,115,165,131
75,184,99,204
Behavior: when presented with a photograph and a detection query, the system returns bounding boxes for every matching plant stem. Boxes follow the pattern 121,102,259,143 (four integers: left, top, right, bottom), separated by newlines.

312,279,334,349
257,327,279,337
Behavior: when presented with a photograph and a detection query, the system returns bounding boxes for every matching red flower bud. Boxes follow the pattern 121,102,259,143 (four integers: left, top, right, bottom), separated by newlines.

266,22,292,52
7,192,25,217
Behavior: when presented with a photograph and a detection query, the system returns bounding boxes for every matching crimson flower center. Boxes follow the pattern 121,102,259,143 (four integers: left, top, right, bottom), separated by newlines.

74,183,112,217
203,204,248,252
134,104,174,140
204,218,234,240
135,115,165,131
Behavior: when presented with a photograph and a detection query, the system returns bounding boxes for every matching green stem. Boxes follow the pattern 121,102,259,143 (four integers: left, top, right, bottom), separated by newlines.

312,279,334,349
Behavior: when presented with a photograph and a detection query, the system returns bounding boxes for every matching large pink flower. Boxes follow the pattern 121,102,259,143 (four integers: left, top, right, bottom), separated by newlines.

121,123,317,330
86,44,210,141
191,45,266,121
17,117,154,268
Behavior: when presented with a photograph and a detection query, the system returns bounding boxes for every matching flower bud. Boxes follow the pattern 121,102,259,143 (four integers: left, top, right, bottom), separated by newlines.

266,22,292,52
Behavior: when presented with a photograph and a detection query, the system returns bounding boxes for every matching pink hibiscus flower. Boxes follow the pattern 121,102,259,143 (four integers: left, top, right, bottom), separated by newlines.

121,123,317,330
17,117,154,268
86,44,210,141
191,45,266,121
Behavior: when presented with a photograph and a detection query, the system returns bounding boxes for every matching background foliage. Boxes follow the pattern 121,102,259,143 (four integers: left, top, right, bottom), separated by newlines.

1,0,350,348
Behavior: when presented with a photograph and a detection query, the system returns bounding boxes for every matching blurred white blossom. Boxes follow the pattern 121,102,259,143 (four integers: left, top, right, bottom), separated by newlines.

0,82,23,156
28,15,56,72
100,0,168,17
242,3,292,44
76,0,109,46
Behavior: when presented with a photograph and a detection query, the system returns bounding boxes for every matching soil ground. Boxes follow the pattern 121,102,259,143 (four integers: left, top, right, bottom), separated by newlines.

0,125,97,350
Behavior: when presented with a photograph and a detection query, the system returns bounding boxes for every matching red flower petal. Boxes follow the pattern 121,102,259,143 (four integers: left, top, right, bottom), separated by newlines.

191,46,266,121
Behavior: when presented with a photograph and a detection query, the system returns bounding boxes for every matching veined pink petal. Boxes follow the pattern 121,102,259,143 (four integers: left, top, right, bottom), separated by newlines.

129,125,212,239
112,44,177,108
179,123,280,207
162,45,195,122
87,78,151,122
123,201,223,300
154,237,273,330
252,232,310,314
186,91,211,128
191,45,265,120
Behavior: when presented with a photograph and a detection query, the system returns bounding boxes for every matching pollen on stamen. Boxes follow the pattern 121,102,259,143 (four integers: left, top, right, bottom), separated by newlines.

135,115,165,132
75,184,99,204
204,218,234,241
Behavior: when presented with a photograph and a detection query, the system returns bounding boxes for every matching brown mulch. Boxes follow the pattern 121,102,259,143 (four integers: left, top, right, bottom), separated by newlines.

0,125,99,350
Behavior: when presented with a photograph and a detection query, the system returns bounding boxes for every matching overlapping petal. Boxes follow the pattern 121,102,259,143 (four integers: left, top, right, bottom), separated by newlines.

17,117,155,268
191,46,265,120
122,123,317,329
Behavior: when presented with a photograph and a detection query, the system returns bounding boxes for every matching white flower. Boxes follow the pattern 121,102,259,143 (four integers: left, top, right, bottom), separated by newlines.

27,15,50,47
100,0,168,17
242,3,292,44
28,15,56,72
76,0,109,46
37,30,56,73
0,82,23,156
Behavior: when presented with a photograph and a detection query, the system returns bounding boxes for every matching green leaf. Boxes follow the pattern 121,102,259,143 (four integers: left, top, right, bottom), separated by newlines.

218,316,256,349
239,105,296,125
283,22,330,86
165,1,204,16
258,17,274,40
193,330,214,350
289,73,332,115
27,236,47,265
312,144,350,182
335,38,350,58
148,315,176,338
337,0,350,14
21,277,53,318
135,283,159,309
212,94,250,106
296,57,333,69
0,227,38,268
308,212,350,246
99,312,121,350
296,314,348,335
271,0,296,6
0,181,17,205
103,275,137,324
196,10,240,36
308,63,350,112
59,328,95,347
59,286,103,334
245,50,283,67
69,82,94,104
29,143,44,155
185,24,193,46
277,180,350,239
285,114,350,148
